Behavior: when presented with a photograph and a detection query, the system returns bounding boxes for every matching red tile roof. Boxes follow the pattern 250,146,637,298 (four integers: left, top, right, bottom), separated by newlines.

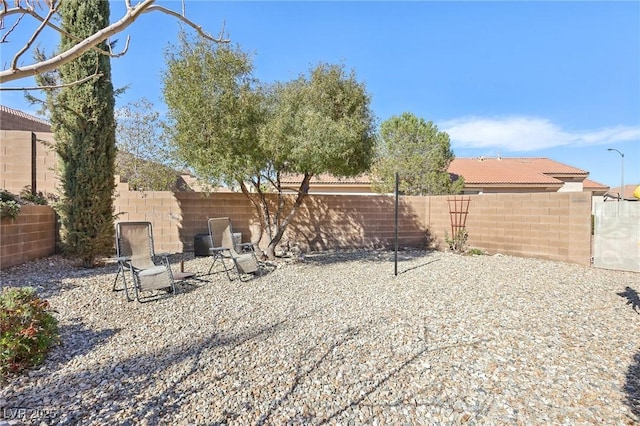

0,105,51,132
244,158,609,193
448,157,588,185
280,173,372,185
607,184,640,200
582,179,610,191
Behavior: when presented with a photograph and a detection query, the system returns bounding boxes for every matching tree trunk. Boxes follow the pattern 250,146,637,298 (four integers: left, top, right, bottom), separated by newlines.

263,173,312,260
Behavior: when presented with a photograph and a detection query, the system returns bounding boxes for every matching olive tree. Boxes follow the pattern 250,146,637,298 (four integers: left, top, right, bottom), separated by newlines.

163,34,376,258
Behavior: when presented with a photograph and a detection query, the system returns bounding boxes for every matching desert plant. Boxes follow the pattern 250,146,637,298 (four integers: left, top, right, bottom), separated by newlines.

1,191,21,219
18,186,49,205
0,287,59,381
0,200,21,220
445,228,468,253
467,248,484,256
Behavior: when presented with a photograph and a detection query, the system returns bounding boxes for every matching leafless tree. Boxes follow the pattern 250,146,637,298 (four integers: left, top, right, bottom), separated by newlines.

0,0,228,88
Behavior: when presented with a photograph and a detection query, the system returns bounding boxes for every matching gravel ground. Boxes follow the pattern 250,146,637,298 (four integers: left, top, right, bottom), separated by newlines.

1,250,639,425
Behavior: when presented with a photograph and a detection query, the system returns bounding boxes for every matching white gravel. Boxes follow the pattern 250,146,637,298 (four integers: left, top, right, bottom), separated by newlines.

1,250,639,425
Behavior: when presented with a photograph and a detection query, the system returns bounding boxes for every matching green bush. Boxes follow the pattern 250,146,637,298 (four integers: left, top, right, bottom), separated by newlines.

19,186,49,205
0,187,54,220
445,228,469,253
1,288,59,382
0,199,21,219
0,190,20,219
467,248,485,256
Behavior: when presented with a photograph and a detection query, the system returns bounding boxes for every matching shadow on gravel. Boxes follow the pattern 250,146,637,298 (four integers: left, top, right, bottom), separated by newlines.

1,315,289,425
48,320,121,369
256,326,363,425
318,338,491,425
397,258,442,275
617,287,640,314
0,256,118,299
254,321,490,425
625,349,640,422
302,249,436,267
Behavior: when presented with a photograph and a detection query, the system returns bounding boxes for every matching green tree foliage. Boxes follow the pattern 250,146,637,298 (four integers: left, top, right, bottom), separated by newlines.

41,0,117,267
372,112,463,195
163,34,376,258
115,98,180,191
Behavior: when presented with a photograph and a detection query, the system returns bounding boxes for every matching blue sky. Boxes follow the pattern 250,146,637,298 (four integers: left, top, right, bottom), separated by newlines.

1,1,639,189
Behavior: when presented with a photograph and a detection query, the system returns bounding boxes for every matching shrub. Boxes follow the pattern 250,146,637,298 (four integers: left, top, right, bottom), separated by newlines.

445,228,468,253
19,186,49,205
0,190,21,219
0,187,55,220
467,248,485,256
0,287,59,382
0,199,21,220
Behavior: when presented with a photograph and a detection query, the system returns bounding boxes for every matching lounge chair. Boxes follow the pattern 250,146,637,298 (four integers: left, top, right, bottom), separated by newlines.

113,221,176,302
207,217,261,281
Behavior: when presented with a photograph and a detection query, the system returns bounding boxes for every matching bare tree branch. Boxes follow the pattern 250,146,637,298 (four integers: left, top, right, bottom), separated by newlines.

10,0,58,70
108,35,130,58
1,68,102,90
0,0,229,85
2,1,123,60
0,7,25,42
141,4,224,42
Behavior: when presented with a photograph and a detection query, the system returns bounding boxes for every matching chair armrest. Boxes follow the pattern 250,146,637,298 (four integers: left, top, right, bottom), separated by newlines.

236,242,255,252
114,256,131,262
209,246,227,254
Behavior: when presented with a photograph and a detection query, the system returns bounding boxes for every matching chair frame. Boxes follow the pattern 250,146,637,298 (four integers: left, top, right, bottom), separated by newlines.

113,221,176,302
206,217,262,281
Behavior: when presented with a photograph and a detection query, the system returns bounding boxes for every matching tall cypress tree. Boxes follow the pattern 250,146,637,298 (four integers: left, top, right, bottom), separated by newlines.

50,0,116,267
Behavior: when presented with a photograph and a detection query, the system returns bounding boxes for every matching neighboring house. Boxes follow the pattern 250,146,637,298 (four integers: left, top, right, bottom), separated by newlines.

0,105,58,195
280,157,609,197
2,105,610,199
448,157,609,196
0,105,220,194
0,104,51,133
280,174,373,195
604,184,640,202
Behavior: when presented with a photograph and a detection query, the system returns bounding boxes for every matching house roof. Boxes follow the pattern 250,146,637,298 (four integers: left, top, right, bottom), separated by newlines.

280,173,372,185
448,157,588,186
582,179,610,191
0,105,51,133
280,157,607,192
607,184,639,200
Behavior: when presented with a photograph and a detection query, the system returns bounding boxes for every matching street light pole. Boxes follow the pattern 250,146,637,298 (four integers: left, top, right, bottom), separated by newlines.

607,148,624,201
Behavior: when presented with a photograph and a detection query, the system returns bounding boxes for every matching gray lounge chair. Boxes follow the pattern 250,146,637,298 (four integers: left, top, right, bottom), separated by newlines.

113,221,176,302
207,217,261,281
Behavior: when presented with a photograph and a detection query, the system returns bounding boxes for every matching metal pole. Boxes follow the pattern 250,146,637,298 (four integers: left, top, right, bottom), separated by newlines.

621,154,625,201
394,172,399,276
608,148,625,201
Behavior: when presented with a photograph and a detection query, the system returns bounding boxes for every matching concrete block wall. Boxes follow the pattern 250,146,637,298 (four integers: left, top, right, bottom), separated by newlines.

1,130,34,193
34,133,59,195
3,173,593,267
421,192,592,266
114,190,591,266
0,130,59,195
114,191,430,255
113,190,260,254
1,205,56,269
282,194,428,251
